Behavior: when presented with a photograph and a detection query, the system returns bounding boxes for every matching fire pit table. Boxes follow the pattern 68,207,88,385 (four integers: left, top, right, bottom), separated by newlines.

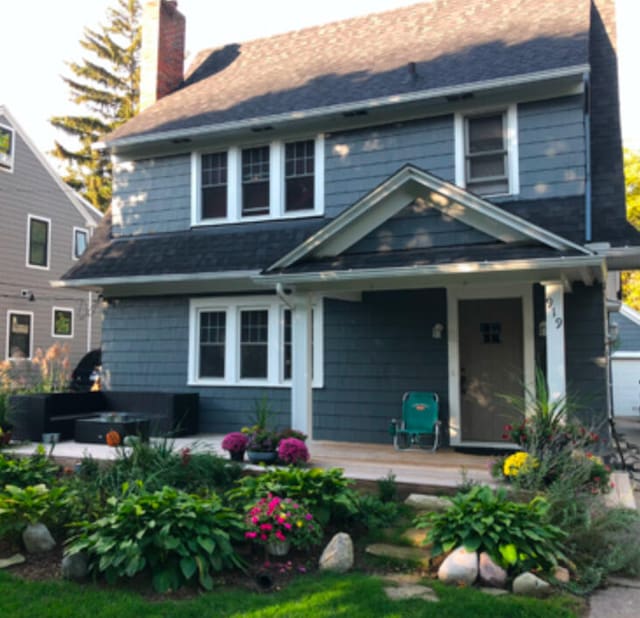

74,412,150,444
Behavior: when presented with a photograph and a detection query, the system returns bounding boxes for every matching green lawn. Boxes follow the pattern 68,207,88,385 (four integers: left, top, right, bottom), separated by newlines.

0,570,583,618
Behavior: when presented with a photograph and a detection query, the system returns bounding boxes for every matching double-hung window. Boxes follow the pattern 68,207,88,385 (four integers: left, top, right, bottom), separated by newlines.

27,215,50,269
52,308,73,338
455,105,518,197
7,312,32,359
73,227,89,259
193,135,324,224
0,123,15,173
189,297,323,387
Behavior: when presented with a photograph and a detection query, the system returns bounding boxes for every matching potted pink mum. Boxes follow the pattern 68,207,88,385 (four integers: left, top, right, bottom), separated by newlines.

221,431,249,462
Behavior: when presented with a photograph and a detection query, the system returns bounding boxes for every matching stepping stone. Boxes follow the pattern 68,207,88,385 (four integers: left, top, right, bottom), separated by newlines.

404,494,450,511
384,584,439,602
479,587,509,596
365,543,430,567
380,573,425,586
604,472,637,510
607,576,640,589
401,527,429,547
0,553,26,569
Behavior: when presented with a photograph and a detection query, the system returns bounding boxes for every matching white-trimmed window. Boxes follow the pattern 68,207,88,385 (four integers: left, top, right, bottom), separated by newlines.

0,123,15,173
52,307,73,338
454,105,519,197
189,296,323,387
73,227,89,259
6,311,33,359
26,215,50,269
191,135,324,225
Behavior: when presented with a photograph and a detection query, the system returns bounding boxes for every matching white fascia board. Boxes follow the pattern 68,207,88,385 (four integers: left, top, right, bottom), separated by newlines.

258,256,605,286
619,303,640,327
105,65,589,150
52,270,261,289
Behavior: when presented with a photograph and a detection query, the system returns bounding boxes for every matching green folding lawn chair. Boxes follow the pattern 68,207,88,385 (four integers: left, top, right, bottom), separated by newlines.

389,391,441,452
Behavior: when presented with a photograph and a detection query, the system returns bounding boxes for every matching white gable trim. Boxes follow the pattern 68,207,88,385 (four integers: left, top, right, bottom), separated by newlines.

268,165,591,272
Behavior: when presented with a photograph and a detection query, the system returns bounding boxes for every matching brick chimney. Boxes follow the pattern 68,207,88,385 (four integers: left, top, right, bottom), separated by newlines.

139,0,186,111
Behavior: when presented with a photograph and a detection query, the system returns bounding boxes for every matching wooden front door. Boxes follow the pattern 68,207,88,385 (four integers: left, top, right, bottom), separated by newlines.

459,298,524,442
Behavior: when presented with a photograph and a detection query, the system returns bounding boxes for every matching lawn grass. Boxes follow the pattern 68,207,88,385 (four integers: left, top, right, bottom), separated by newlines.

0,570,583,618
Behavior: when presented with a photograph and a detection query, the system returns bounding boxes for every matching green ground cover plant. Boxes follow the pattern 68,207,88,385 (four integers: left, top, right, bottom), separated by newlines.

0,449,60,487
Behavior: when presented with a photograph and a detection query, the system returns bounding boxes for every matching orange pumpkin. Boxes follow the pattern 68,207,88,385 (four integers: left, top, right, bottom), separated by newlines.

105,430,121,447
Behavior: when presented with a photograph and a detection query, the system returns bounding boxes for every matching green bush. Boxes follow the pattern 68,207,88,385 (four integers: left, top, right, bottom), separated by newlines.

415,485,567,574
66,483,245,593
0,450,60,487
376,471,398,503
227,466,359,526
357,493,400,530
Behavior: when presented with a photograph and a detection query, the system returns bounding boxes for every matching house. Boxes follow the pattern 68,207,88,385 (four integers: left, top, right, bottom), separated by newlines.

0,105,102,368
57,0,640,447
610,304,640,418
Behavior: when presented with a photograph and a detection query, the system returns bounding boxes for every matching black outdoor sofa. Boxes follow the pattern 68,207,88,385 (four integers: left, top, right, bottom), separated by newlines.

8,391,199,442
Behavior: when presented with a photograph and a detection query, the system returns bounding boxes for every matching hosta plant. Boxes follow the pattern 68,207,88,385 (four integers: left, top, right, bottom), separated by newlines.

66,483,245,593
415,484,567,574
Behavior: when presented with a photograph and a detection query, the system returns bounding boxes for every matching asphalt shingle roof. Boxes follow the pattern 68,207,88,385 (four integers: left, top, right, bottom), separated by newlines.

108,0,590,143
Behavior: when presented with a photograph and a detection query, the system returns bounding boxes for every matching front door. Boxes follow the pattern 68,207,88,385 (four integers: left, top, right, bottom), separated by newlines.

459,298,524,442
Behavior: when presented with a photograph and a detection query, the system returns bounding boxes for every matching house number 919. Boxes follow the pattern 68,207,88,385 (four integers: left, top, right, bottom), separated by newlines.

545,297,563,329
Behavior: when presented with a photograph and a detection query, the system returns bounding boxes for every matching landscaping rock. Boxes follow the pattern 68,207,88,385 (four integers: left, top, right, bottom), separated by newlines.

438,547,478,586
0,553,26,569
400,527,429,547
319,532,353,573
404,494,450,512
62,552,89,581
22,522,55,554
512,572,551,597
365,543,430,568
479,587,510,596
384,584,439,602
552,566,570,583
478,552,507,588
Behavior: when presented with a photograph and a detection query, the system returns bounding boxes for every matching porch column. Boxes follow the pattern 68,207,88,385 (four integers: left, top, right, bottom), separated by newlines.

291,294,313,437
543,281,566,406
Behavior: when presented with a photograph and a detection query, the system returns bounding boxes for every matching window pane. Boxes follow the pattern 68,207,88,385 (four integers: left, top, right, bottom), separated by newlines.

467,177,509,196
9,313,31,358
74,230,88,258
468,115,504,153
199,311,226,378
468,154,507,180
283,309,292,380
240,310,268,378
285,140,315,212
202,152,228,218
29,219,48,267
53,310,72,336
242,147,270,216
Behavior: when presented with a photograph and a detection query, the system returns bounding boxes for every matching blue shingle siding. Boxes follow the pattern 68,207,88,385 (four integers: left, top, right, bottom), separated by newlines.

112,155,191,237
611,312,640,351
313,290,449,444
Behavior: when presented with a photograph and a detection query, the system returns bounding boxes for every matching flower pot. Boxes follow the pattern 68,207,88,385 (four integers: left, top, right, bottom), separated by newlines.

229,450,245,462
267,539,291,556
247,450,277,465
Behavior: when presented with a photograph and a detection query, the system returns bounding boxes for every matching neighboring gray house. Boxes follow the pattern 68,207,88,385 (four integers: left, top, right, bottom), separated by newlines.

0,105,102,366
59,0,640,447
610,304,640,418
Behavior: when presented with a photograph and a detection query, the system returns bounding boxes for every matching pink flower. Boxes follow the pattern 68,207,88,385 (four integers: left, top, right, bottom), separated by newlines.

305,513,313,521
245,531,257,539
260,523,273,531
284,523,292,530
275,530,286,541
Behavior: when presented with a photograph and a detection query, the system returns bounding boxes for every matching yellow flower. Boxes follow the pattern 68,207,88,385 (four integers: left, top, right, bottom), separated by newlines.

503,451,537,477
296,520,303,528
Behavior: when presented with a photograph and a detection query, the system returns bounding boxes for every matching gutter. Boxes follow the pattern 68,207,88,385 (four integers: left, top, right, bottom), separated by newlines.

103,65,590,150
583,72,592,242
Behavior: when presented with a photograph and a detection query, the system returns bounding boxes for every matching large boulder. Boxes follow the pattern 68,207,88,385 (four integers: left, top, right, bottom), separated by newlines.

438,547,478,586
22,523,55,554
319,532,354,573
512,572,551,596
478,552,508,588
62,552,89,581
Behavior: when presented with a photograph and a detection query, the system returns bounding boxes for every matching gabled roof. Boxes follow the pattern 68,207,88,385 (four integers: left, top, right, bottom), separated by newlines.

107,0,590,147
267,165,592,274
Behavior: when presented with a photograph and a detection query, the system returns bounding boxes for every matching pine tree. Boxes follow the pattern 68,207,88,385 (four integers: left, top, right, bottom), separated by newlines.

50,0,141,212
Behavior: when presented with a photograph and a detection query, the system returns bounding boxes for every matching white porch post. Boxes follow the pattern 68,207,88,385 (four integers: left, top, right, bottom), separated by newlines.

543,281,566,406
291,295,313,437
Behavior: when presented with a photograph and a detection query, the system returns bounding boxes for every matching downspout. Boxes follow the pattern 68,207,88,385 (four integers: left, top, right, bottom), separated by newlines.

275,282,294,308
584,72,592,242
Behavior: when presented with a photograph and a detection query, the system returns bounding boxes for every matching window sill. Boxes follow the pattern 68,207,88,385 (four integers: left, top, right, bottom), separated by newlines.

187,380,323,389
193,210,323,227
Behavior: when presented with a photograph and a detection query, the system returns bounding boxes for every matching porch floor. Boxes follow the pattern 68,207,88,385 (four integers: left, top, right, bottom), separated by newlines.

7,434,495,493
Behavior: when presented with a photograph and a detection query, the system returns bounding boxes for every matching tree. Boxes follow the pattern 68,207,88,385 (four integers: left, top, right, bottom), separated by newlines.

50,0,141,212
621,148,640,310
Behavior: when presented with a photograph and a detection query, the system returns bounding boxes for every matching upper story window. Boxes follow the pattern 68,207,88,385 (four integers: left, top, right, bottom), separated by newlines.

7,311,32,359
52,307,73,338
0,123,15,173
454,105,519,198
27,215,50,269
192,135,324,225
73,227,89,259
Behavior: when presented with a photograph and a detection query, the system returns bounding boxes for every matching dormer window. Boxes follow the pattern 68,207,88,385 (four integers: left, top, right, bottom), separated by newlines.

192,135,324,225
454,105,519,197
0,123,15,173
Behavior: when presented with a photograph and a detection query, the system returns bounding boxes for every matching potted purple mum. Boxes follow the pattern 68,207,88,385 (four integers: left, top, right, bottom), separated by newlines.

221,431,249,462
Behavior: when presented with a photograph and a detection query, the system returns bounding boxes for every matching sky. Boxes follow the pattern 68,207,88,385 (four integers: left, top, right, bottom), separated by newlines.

1,0,639,163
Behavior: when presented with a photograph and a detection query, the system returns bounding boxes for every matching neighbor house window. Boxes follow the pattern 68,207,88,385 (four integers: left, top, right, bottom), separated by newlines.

455,106,518,197
27,215,50,269
193,135,324,224
189,297,323,387
0,123,15,172
73,227,88,259
52,308,73,338
7,312,32,359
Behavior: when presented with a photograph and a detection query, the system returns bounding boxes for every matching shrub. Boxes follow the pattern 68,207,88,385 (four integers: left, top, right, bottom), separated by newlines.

244,494,322,550
357,493,400,530
278,428,308,442
415,485,567,574
0,450,60,487
376,471,398,503
227,466,359,526
277,438,309,466
222,432,249,453
66,483,245,593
